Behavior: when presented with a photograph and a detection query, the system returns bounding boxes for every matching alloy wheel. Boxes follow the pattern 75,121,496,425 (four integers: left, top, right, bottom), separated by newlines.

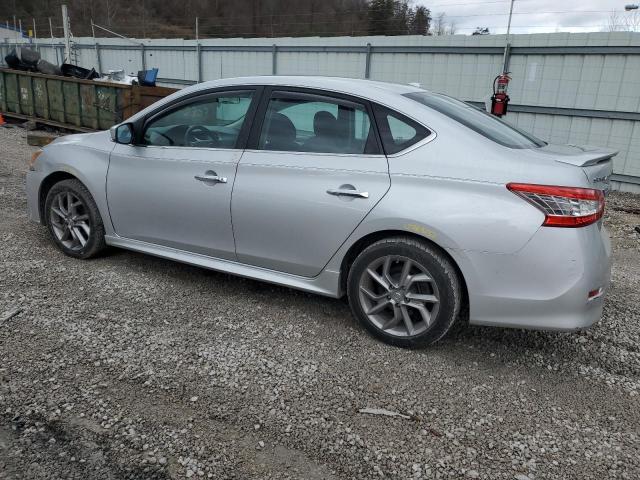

49,191,91,251
358,255,440,337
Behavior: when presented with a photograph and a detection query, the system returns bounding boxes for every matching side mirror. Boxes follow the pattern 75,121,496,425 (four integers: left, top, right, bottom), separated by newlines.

110,123,134,144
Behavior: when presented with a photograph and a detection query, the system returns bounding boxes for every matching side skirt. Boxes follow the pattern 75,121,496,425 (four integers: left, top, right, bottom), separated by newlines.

104,235,341,298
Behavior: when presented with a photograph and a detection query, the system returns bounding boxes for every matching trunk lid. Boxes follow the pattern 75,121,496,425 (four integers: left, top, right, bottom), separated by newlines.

538,143,617,193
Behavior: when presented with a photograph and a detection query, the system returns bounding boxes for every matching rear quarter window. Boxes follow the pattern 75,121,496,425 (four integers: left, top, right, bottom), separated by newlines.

373,105,432,155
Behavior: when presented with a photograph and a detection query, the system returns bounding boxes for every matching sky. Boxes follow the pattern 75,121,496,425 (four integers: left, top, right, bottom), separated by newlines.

416,0,637,34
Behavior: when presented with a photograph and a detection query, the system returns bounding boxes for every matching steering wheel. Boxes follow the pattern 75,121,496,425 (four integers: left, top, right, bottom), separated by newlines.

184,125,219,147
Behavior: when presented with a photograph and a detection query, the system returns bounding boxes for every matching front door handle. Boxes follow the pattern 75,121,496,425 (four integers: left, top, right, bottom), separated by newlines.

327,188,369,199
195,170,227,184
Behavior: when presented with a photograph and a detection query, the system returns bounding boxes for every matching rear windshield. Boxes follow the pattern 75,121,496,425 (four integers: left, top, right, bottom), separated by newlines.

404,92,546,149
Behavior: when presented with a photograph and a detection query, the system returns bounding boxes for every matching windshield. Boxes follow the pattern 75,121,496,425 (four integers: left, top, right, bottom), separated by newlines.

404,92,546,149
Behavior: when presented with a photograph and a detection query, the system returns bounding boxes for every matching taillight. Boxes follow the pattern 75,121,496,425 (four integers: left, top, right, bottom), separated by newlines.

507,183,605,228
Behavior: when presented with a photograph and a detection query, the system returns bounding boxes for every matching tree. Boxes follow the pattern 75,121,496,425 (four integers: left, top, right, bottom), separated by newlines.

432,12,456,36
367,0,432,36
391,0,411,35
410,6,431,35
447,19,457,35
367,0,396,35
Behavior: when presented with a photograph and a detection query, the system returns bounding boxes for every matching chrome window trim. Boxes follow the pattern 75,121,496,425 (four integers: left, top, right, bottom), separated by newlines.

137,145,240,153
242,149,386,158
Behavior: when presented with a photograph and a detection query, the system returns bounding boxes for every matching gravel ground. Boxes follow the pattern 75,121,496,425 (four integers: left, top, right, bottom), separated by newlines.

1,125,640,480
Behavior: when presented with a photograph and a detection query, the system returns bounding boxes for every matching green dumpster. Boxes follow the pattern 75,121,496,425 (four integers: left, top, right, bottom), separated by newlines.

0,68,177,132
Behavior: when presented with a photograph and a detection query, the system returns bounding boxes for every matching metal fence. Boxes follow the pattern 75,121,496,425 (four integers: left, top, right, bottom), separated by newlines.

2,32,640,192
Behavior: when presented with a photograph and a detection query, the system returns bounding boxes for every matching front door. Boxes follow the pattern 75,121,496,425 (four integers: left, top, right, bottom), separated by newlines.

107,89,257,260
231,89,390,277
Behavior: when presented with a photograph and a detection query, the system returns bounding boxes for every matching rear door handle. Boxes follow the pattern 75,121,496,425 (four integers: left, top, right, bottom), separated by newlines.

327,187,369,199
195,171,227,184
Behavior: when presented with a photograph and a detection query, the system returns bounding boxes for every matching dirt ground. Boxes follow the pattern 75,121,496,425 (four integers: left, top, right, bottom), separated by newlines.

1,125,640,479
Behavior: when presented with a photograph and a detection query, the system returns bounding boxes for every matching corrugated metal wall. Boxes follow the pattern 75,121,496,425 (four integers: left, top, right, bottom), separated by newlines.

2,32,640,191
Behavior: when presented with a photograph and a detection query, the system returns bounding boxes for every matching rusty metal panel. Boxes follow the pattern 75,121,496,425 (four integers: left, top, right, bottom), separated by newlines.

0,70,7,112
63,81,82,127
18,75,36,116
3,72,20,114
32,77,50,120
95,84,119,129
79,83,99,129
47,79,66,124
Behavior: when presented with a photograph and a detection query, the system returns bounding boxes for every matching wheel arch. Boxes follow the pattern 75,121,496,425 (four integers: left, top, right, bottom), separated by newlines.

339,230,469,312
38,171,81,223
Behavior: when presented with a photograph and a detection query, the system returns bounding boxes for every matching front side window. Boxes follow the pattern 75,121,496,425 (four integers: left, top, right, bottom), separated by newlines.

404,91,546,149
143,91,253,148
257,93,378,154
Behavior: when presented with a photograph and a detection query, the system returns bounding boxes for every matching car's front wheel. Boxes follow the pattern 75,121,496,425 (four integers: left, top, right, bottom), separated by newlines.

347,237,462,348
44,179,106,259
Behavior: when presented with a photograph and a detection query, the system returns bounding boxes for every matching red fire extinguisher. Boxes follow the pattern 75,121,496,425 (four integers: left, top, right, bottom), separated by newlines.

491,73,511,117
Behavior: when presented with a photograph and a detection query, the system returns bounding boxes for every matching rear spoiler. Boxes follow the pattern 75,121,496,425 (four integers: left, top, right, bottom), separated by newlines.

554,145,618,167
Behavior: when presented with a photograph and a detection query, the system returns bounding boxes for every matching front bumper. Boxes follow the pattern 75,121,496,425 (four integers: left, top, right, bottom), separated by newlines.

450,222,612,331
26,170,45,224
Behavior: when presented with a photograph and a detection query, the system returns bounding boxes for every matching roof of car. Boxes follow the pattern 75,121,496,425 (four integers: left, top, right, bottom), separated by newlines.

188,76,427,99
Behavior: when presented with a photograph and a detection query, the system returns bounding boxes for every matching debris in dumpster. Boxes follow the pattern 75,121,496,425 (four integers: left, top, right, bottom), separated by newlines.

137,68,159,87
36,58,62,76
4,46,162,89
61,63,100,80
5,47,40,72
99,69,139,85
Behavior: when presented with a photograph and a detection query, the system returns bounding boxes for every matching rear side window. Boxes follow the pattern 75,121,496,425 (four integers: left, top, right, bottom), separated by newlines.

373,105,431,155
404,91,546,149
257,93,379,155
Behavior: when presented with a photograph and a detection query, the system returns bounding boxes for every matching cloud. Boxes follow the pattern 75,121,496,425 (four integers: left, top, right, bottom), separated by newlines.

418,0,625,34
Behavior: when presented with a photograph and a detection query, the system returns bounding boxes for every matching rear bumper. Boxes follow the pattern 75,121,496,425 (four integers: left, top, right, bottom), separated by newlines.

450,222,611,331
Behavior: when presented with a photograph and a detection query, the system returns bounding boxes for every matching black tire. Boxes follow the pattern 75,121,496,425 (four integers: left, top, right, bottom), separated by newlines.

44,179,106,259
347,236,462,348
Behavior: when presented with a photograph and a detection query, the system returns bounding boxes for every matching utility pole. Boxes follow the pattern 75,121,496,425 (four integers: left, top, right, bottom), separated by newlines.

142,0,146,38
49,17,59,65
502,0,515,72
92,19,102,74
196,17,201,83
13,15,17,46
32,18,38,51
62,4,71,63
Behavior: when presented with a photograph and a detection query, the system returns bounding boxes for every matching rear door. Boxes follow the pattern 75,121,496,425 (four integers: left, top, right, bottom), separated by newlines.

231,88,390,277
107,88,259,260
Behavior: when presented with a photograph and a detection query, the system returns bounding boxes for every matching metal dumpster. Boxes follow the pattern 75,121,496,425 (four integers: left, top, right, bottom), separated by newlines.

0,68,177,132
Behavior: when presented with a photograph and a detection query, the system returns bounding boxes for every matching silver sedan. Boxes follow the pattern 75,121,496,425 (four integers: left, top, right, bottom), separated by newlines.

26,76,614,347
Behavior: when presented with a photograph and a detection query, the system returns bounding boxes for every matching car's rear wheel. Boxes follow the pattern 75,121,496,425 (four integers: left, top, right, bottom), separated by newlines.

347,237,461,348
44,179,106,259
